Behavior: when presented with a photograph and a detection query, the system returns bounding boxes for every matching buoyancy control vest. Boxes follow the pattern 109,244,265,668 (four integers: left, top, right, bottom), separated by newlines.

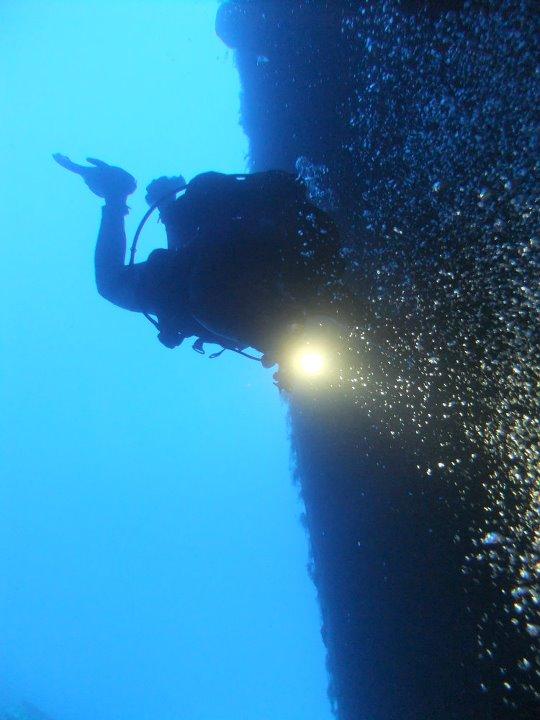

140,170,344,357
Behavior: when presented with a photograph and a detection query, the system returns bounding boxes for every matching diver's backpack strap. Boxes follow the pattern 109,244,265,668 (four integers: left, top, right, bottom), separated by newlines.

192,337,206,354
190,336,260,362
191,338,225,358
209,348,226,359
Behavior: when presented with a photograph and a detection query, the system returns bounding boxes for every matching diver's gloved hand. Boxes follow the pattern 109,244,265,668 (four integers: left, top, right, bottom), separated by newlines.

145,175,186,208
53,154,137,204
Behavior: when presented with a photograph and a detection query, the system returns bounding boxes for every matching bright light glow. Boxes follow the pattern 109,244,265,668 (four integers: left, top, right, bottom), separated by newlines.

297,351,325,376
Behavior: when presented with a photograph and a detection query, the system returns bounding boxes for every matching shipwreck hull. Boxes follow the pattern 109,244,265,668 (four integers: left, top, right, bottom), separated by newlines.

216,2,540,718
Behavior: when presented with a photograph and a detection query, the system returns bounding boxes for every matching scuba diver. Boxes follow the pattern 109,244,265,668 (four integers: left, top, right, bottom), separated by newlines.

53,154,344,381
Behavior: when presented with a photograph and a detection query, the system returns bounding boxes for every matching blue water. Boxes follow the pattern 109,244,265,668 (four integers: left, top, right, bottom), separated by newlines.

0,3,332,718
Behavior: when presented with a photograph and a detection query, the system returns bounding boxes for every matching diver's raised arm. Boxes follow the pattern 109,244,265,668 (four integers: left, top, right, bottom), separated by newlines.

53,154,144,311
94,202,144,311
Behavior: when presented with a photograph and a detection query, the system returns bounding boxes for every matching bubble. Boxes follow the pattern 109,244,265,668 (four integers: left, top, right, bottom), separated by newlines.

482,532,506,547
525,625,540,638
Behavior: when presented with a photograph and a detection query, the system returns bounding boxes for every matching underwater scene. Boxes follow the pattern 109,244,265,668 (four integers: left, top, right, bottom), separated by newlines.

1,1,538,719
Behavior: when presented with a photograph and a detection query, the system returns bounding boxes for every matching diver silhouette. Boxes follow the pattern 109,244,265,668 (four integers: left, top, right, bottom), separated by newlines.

53,154,343,368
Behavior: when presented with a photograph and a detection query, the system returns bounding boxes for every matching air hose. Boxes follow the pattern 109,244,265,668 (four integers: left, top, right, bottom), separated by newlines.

128,184,187,266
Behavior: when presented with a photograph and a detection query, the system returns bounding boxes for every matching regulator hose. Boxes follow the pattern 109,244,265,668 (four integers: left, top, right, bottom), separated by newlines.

128,184,187,266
